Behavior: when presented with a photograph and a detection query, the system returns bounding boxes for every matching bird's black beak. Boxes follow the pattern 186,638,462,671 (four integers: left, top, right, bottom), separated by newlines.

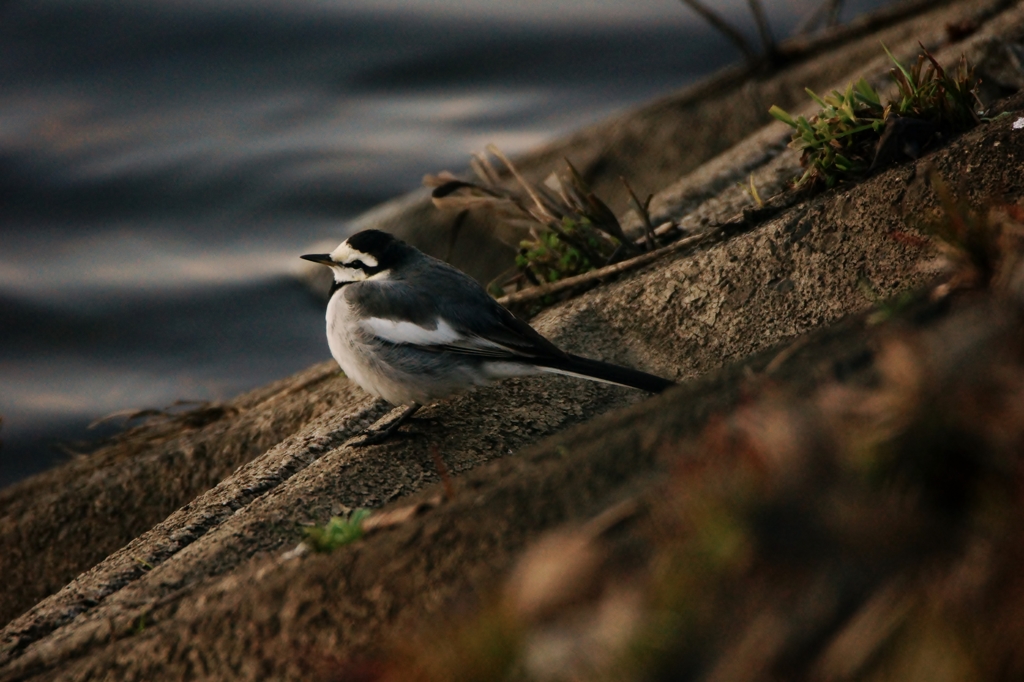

300,253,334,266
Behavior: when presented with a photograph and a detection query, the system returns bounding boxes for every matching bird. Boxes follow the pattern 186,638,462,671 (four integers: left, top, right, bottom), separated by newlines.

301,229,674,444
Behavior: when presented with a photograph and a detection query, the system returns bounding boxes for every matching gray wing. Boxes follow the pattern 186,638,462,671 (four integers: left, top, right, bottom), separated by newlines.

344,261,566,362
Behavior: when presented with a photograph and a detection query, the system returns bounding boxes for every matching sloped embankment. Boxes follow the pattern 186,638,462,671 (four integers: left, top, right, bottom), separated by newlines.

1,0,1010,631
1,0,1023,679
8,96,1024,678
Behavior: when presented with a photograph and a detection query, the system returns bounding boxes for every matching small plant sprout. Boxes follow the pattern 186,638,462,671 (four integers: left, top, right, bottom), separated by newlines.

770,45,982,190
858,276,917,326
747,175,765,208
303,508,372,552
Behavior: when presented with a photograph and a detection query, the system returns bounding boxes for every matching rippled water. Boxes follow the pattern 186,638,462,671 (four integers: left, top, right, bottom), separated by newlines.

0,0,895,486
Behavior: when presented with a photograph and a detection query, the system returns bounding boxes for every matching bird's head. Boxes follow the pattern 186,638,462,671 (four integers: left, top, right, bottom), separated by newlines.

301,229,405,284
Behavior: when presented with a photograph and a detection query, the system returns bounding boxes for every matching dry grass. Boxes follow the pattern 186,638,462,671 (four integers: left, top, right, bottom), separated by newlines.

425,146,663,303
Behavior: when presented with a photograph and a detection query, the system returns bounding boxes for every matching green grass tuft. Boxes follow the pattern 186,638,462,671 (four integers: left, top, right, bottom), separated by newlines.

770,45,982,190
303,509,371,552
514,218,606,284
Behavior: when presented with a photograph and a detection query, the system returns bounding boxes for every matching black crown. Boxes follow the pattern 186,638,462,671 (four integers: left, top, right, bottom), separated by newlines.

346,229,400,258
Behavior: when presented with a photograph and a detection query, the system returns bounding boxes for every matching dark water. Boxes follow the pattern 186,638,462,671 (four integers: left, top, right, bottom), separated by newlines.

0,0,895,487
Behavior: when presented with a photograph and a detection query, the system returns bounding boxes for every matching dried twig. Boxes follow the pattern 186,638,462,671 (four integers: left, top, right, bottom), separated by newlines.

825,0,845,27
622,176,658,252
746,0,776,56
362,496,444,536
795,0,826,35
782,0,932,59
87,400,232,430
763,334,813,376
677,0,756,62
486,145,556,225
498,230,714,308
431,446,456,501
758,0,842,40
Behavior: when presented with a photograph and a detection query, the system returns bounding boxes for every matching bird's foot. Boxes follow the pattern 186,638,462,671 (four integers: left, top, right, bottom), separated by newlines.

353,426,405,447
352,403,421,447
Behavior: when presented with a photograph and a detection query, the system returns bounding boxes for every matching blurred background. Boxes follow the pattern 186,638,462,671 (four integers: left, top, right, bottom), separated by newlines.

0,0,897,487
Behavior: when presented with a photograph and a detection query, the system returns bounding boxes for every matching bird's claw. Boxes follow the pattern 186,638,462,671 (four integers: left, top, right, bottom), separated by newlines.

352,428,399,447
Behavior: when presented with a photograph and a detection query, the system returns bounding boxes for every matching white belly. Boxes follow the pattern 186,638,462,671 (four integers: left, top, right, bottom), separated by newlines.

326,291,398,402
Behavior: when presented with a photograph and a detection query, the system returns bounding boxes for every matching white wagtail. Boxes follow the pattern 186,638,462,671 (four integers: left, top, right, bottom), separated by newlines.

301,229,674,444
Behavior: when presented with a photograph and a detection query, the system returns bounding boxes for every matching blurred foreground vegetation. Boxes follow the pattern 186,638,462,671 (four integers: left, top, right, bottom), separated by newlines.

369,201,1024,681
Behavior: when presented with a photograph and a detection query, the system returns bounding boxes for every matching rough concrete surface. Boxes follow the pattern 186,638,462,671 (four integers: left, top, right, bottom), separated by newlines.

2,0,1024,679
10,0,1011,634
0,361,351,628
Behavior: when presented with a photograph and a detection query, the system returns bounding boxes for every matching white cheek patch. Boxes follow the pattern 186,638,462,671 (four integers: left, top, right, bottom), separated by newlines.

363,317,463,346
330,241,379,267
331,265,368,283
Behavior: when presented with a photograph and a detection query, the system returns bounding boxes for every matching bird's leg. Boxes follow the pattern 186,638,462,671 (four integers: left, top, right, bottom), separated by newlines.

355,403,421,446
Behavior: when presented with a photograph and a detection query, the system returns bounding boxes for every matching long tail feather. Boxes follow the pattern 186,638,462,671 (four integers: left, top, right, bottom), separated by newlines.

537,354,675,393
